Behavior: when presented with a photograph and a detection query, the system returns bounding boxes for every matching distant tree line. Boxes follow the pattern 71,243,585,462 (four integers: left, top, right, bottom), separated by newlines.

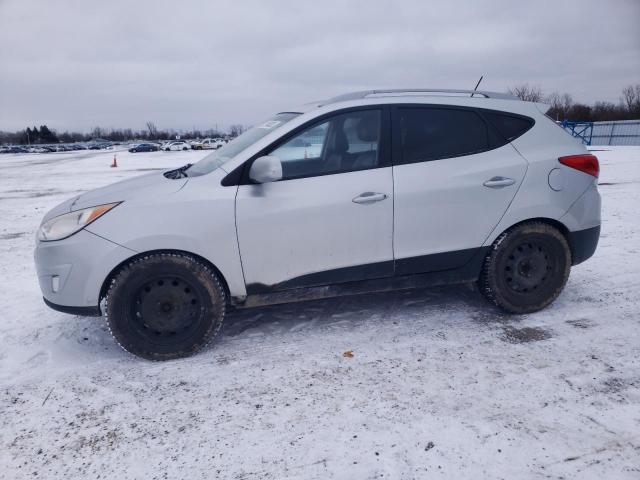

508,83,640,122
3,85,639,145
3,125,61,145
0,122,248,146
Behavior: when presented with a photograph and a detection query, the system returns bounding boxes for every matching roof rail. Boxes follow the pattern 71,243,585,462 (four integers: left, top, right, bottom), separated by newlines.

324,88,518,104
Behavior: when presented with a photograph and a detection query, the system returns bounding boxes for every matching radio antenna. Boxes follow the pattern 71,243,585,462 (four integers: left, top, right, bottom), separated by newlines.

471,75,484,97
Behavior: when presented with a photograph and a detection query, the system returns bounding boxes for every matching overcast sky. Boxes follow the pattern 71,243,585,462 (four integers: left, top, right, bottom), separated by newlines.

0,0,638,132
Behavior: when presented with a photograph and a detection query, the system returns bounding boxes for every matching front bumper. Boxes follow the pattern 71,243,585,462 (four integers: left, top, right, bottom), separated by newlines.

43,297,101,316
35,229,136,315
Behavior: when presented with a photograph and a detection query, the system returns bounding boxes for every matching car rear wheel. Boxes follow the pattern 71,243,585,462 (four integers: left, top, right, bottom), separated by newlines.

479,222,571,314
105,253,226,360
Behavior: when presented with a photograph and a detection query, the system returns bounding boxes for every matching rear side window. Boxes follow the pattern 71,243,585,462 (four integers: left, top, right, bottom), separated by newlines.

397,108,498,164
482,111,534,141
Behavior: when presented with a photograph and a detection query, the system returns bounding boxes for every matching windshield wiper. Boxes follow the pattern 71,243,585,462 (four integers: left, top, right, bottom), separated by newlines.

163,163,193,179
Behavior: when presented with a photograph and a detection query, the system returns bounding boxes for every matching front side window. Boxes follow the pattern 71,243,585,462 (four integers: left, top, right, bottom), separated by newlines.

268,109,382,180
398,107,496,164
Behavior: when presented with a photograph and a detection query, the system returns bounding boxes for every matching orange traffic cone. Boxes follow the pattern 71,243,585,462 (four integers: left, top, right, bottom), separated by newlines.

111,155,118,168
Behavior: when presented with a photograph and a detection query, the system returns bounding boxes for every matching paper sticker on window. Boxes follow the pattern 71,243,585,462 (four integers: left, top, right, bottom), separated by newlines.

258,120,282,129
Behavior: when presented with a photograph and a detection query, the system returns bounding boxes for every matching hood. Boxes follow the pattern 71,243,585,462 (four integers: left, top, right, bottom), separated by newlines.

72,171,188,210
42,171,187,223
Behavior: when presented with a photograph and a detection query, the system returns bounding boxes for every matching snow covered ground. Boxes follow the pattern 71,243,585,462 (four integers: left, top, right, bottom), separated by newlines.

0,146,639,479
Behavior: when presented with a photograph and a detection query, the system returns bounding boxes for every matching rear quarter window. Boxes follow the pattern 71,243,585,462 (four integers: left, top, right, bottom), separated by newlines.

481,111,535,142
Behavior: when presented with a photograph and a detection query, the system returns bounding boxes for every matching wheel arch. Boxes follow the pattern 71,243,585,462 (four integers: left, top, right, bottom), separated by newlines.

488,217,572,258
499,217,569,237
99,249,232,305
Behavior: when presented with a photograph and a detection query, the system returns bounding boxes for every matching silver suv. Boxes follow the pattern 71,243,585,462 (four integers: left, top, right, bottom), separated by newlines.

35,89,601,360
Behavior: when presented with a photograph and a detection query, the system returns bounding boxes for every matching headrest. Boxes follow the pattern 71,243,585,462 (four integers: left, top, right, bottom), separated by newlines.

356,115,379,142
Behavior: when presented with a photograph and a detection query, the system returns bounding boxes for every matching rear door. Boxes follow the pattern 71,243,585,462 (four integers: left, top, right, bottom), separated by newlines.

392,105,528,274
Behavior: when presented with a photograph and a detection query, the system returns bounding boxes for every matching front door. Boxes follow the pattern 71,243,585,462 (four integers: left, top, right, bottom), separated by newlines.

236,108,394,293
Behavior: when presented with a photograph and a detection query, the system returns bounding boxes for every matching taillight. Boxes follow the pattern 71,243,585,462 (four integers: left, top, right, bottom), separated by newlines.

559,154,599,178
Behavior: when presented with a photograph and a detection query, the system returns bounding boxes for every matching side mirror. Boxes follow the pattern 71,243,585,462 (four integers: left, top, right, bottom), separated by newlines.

249,155,283,183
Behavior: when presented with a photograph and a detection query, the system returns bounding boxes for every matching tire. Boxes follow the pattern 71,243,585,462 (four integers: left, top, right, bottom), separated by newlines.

105,253,226,360
183,147,188,151
479,222,571,314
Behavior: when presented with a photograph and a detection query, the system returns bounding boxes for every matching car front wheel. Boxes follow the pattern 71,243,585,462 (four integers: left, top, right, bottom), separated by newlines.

479,222,571,314
105,253,226,360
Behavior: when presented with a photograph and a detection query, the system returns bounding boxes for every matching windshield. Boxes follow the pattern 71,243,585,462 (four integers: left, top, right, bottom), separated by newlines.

186,112,300,176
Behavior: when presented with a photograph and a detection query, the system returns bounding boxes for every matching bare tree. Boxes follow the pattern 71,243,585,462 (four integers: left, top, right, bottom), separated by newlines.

546,91,574,120
621,84,640,116
508,84,544,102
146,121,158,140
229,124,246,137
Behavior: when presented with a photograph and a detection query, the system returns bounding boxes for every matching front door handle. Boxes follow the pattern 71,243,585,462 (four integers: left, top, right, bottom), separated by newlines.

352,192,388,204
483,176,516,188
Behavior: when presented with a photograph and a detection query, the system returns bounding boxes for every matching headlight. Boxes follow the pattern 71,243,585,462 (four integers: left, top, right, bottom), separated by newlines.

38,202,121,241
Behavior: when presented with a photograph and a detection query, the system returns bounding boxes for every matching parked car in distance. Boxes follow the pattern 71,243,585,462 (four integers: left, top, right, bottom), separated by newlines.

129,143,160,153
29,146,54,153
35,88,601,360
88,142,112,150
163,141,191,151
191,138,226,150
1,146,29,153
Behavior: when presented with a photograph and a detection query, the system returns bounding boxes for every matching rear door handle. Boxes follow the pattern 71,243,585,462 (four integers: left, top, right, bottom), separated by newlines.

352,192,388,204
483,176,516,188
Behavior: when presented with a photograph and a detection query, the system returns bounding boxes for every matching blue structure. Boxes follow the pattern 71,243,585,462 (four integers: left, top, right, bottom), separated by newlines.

560,120,594,145
590,120,640,146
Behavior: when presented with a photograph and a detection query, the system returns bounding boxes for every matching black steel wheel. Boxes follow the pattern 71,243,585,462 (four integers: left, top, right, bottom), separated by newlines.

131,276,203,342
480,222,571,313
504,240,554,294
106,253,226,360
